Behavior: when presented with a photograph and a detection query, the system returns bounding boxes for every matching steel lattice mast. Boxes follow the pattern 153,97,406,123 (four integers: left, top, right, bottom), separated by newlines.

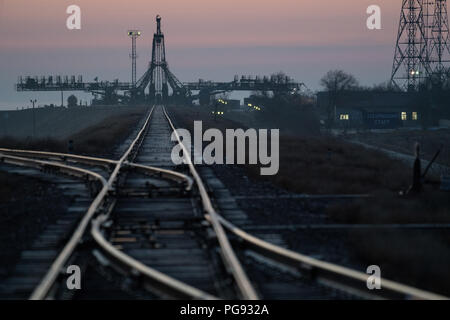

128,30,141,88
429,0,450,85
136,15,186,103
391,0,450,90
391,0,430,91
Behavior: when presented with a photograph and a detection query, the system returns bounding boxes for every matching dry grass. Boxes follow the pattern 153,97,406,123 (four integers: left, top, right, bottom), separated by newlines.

169,106,411,194
68,109,146,157
0,108,147,158
0,108,147,197
248,135,410,194
351,229,450,296
0,137,65,153
324,178,450,296
327,188,450,224
354,129,450,167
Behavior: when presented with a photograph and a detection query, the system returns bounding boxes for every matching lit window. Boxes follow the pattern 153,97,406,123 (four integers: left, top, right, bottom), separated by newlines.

412,112,418,120
401,112,407,121
340,114,349,120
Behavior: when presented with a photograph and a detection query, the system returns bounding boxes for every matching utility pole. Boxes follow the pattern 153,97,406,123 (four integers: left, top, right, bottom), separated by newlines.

30,99,37,138
214,101,218,122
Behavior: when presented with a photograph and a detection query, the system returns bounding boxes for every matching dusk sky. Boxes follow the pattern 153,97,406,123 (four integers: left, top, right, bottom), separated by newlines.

0,0,403,109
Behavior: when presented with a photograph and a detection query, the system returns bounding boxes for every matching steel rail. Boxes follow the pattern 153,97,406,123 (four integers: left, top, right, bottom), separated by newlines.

87,106,215,299
27,165,110,299
2,109,204,299
0,148,117,169
0,153,107,187
163,106,259,300
1,107,230,300
29,106,155,300
0,149,192,190
0,153,109,300
163,107,448,301
90,214,217,300
217,216,447,300
4,105,443,300
12,104,203,299
125,162,193,191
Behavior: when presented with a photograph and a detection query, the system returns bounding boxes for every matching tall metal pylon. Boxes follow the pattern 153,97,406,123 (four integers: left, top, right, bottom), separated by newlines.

391,0,450,90
391,0,430,91
136,15,186,103
428,0,450,85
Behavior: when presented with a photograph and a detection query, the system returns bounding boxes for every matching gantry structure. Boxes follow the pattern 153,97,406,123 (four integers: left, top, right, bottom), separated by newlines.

16,15,305,105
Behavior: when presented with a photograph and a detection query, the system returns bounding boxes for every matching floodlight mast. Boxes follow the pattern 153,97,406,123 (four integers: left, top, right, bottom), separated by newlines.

128,30,141,88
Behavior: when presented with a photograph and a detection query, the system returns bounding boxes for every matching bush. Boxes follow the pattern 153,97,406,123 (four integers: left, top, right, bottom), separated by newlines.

67,95,78,108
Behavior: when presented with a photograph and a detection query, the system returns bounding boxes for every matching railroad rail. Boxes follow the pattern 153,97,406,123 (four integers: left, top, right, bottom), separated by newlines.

0,106,257,300
26,106,233,300
0,105,447,300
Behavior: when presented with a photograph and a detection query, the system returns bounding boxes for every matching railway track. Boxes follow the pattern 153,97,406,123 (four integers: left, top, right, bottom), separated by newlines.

0,105,447,300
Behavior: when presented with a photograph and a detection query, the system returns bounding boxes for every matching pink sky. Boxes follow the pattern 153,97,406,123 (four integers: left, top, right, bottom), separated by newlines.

1,0,399,48
0,0,407,107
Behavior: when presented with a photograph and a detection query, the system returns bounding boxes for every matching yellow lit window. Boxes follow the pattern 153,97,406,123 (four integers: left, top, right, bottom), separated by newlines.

340,114,349,120
412,112,418,120
401,112,407,121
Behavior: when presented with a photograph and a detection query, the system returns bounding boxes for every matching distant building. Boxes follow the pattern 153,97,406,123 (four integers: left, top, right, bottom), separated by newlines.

225,99,241,109
317,91,422,129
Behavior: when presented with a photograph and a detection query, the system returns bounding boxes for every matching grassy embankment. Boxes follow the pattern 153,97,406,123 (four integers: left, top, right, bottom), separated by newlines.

0,106,147,204
0,107,147,158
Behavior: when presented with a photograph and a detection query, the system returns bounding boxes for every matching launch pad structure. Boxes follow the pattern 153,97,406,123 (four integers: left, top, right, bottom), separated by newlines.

16,15,304,105
17,2,450,105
